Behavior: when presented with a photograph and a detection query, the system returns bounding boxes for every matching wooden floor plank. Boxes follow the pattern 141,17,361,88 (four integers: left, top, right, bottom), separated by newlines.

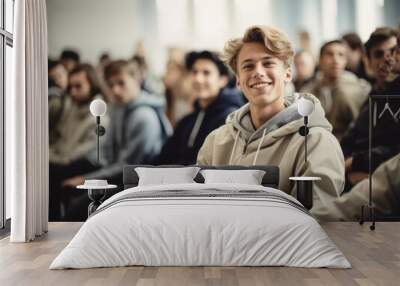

1,222,400,286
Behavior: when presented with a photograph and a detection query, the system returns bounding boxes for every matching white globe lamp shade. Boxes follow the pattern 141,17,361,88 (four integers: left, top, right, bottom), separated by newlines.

297,97,314,117
90,99,107,117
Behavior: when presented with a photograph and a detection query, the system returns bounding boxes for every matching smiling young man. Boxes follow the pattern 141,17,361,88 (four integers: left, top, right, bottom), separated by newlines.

155,51,244,165
197,26,346,220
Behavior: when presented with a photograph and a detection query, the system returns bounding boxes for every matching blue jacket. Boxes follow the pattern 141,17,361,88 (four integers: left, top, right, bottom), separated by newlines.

155,87,245,165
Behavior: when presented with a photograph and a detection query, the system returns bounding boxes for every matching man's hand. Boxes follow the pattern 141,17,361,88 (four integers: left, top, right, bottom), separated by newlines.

348,172,368,186
345,157,353,172
62,176,85,188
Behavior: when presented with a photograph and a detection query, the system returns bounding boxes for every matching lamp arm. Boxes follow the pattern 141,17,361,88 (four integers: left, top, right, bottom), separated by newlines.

304,116,308,164
97,124,100,164
94,116,106,164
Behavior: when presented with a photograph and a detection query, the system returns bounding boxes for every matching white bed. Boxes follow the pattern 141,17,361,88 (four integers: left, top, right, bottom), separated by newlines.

50,182,350,269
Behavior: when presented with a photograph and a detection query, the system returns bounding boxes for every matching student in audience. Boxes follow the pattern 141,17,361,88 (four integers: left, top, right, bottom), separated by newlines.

96,53,112,81
62,60,171,188
52,60,171,221
96,52,113,102
197,25,345,220
333,152,400,220
99,53,111,69
50,64,106,165
298,30,314,57
60,49,80,72
49,59,69,92
48,59,69,143
155,51,244,165
342,32,374,84
163,58,193,127
301,40,370,140
49,64,106,220
130,55,161,94
341,27,400,190
293,50,316,91
393,30,400,75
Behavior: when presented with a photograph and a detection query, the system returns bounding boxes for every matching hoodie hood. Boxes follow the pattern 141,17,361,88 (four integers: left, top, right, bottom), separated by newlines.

126,90,166,112
226,92,332,144
121,90,172,138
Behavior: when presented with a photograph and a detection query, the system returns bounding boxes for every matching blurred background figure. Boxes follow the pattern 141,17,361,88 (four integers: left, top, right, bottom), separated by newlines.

130,55,159,94
49,63,108,221
62,60,171,188
97,52,112,80
342,32,374,84
48,59,69,144
298,30,315,57
60,49,81,72
50,64,106,165
391,29,400,75
301,40,370,140
53,60,171,221
48,59,69,92
155,51,244,165
365,27,399,93
131,41,164,95
293,50,316,91
163,56,193,127
341,27,400,191
96,52,113,102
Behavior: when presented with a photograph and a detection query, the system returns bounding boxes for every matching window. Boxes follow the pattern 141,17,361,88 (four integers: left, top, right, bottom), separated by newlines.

1,0,14,230
5,0,13,33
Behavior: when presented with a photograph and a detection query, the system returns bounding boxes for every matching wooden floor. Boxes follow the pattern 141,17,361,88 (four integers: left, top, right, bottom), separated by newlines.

0,222,399,286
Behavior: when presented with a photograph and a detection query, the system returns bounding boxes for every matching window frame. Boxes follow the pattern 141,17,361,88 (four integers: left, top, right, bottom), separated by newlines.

0,0,14,231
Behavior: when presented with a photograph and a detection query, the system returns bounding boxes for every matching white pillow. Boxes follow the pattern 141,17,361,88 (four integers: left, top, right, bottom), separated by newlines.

200,169,266,185
135,167,200,186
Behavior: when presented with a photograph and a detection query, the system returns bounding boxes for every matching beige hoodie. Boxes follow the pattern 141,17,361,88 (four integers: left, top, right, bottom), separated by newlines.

49,95,109,165
197,93,346,220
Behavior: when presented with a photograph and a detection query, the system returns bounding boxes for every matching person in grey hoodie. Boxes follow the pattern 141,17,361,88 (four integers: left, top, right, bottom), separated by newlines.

62,60,171,188
197,25,346,220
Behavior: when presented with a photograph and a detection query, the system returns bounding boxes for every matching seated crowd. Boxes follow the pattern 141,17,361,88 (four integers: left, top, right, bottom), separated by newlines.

48,25,400,221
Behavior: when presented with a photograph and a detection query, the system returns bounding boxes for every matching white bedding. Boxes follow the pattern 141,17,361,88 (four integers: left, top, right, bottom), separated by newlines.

50,183,350,269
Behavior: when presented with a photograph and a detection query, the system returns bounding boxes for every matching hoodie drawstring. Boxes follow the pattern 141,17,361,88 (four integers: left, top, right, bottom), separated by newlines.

252,128,267,165
187,111,205,148
228,130,241,165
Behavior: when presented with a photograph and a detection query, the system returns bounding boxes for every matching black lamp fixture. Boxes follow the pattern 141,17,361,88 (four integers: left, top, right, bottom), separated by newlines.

297,96,315,162
89,99,107,164
290,96,321,210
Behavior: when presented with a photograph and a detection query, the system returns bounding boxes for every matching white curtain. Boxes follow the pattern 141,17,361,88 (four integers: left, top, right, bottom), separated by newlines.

8,0,49,242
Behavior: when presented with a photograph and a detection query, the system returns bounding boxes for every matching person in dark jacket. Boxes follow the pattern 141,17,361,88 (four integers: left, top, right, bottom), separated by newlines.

155,51,245,165
341,27,400,190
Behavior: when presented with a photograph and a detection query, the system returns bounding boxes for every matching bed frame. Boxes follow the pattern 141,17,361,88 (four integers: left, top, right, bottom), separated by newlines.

123,165,280,189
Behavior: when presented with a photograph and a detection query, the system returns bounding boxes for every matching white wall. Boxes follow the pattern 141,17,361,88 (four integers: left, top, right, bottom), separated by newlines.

47,0,139,64
47,0,395,76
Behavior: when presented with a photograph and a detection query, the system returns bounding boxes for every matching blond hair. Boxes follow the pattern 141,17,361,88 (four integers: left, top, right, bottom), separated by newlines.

224,25,294,73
